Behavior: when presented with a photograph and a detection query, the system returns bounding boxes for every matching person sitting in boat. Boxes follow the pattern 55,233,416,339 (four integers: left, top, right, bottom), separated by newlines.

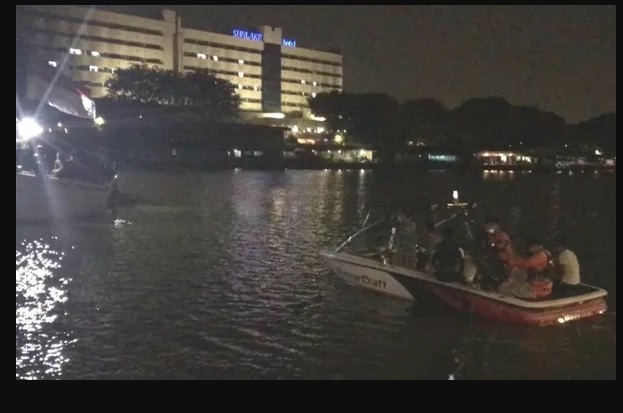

52,151,82,180
431,226,465,283
52,151,68,174
552,237,581,294
416,221,441,270
500,238,554,299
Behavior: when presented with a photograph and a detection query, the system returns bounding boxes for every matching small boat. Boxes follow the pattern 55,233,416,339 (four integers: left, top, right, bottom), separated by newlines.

16,170,116,222
16,60,117,223
320,203,608,327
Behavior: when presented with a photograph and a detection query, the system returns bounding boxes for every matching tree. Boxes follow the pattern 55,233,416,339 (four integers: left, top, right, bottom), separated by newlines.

309,92,401,145
446,97,567,150
568,113,616,154
401,98,449,147
105,65,241,121
448,97,513,150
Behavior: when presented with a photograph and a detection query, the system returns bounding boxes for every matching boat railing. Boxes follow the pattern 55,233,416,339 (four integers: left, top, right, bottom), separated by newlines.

335,219,385,253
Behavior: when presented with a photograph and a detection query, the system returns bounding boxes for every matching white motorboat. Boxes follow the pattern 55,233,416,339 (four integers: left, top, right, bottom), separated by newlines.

319,202,608,327
16,171,116,222
16,62,115,223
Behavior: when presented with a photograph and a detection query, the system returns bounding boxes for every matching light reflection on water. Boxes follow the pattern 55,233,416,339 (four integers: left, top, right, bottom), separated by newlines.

16,169,616,380
16,237,74,379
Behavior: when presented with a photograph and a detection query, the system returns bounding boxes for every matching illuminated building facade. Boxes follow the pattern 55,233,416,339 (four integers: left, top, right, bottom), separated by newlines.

18,5,343,116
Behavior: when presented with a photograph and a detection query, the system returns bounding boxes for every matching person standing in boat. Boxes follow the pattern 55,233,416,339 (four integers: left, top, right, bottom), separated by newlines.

484,218,514,264
416,221,441,270
431,226,465,283
552,237,581,294
480,218,516,283
33,145,52,176
393,208,419,267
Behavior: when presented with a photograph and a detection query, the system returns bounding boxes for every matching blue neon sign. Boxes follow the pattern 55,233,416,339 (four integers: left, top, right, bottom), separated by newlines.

232,29,297,48
282,38,296,47
233,29,263,41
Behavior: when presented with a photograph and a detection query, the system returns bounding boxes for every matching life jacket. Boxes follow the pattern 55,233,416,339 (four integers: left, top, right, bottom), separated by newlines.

530,278,553,298
528,248,554,298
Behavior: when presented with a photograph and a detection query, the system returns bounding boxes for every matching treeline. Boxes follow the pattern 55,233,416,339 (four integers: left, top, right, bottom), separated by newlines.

103,64,241,122
308,92,615,155
78,66,615,158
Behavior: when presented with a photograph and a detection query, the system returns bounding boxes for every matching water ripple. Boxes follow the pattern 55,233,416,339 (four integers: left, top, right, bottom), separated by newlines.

16,170,616,379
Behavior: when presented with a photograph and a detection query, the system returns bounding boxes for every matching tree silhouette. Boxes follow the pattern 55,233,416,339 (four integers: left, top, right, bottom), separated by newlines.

106,65,241,121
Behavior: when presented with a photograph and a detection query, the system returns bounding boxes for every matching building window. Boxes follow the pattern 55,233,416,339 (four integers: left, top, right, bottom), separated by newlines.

197,53,207,59
213,55,218,61
238,59,244,64
89,65,99,72
90,51,100,57
238,71,244,78
253,86,258,91
312,92,316,97
313,81,317,86
238,84,243,89
69,48,82,55
301,79,306,84
48,61,57,68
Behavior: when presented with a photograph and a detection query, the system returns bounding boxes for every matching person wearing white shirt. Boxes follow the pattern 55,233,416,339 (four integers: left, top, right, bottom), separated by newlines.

554,238,581,294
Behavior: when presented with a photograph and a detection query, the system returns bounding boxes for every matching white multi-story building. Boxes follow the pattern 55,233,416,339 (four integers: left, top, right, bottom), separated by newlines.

19,5,343,117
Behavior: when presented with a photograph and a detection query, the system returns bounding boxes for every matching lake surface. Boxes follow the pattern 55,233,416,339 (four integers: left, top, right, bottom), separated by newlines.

16,169,616,380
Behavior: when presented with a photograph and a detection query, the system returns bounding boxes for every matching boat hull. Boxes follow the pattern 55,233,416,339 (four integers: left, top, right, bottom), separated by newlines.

320,249,608,327
16,171,113,222
424,283,608,327
320,250,416,300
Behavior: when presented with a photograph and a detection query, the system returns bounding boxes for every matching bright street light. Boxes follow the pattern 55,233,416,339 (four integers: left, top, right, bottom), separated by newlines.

16,118,44,140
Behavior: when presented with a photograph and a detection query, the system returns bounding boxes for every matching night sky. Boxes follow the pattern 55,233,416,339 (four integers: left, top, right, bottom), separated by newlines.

101,5,616,123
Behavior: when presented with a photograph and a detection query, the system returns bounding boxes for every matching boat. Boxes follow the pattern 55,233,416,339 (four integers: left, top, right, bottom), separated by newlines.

319,201,608,327
16,60,117,223
16,170,116,222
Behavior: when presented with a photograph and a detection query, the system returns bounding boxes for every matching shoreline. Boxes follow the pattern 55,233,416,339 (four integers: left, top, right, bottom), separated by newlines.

117,161,615,173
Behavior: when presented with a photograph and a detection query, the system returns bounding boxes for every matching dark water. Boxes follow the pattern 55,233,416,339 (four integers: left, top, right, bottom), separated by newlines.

16,169,616,380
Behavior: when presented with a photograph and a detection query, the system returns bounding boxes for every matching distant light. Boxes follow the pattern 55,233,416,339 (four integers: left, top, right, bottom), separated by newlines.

310,115,326,122
261,112,285,119
91,50,100,57
595,149,603,156
452,190,459,201
94,116,105,126
48,60,57,68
